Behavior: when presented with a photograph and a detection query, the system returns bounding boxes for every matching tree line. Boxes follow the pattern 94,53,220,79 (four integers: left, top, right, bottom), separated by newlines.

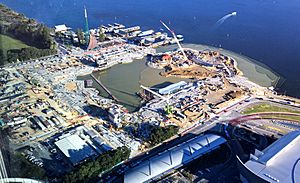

6,47,56,63
1,23,55,50
63,146,130,183
0,3,56,64
148,125,179,146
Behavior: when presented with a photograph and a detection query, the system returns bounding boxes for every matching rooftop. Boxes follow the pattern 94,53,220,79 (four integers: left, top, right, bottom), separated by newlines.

124,134,226,183
245,130,300,183
158,81,187,95
54,134,96,165
54,24,68,32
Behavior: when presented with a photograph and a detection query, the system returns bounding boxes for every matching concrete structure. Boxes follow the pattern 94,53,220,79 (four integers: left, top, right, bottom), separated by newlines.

54,24,68,32
239,130,300,183
124,134,226,183
108,105,123,128
158,81,187,95
54,134,96,165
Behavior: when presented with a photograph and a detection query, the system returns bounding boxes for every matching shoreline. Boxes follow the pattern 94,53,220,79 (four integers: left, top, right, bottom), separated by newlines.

88,43,284,112
156,43,281,88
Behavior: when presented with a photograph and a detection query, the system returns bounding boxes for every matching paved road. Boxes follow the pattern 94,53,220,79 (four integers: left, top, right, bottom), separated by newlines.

104,95,300,181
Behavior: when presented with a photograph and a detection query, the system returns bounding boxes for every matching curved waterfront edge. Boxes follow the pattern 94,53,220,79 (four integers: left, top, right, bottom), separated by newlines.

156,43,282,88
83,43,284,112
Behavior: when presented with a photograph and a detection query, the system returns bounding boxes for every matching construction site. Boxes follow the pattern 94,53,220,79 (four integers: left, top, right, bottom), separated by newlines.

2,5,300,183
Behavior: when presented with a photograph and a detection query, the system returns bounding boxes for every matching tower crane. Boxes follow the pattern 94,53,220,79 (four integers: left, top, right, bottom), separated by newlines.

160,20,188,61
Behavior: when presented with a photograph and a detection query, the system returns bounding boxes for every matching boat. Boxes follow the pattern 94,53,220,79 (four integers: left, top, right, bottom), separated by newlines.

176,34,184,42
138,30,155,37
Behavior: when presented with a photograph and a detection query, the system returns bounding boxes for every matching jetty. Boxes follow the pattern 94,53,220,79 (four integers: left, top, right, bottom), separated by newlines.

90,73,119,102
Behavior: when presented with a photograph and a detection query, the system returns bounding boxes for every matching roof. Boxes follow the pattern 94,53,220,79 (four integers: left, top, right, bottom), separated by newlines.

54,134,96,165
124,134,226,183
158,81,187,95
54,24,68,32
245,131,300,183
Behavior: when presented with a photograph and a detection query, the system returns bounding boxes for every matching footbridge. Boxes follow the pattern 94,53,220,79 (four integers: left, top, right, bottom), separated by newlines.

123,133,226,183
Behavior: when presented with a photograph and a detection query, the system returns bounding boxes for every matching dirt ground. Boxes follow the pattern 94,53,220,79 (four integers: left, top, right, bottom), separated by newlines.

65,82,77,91
203,78,242,104
160,65,216,79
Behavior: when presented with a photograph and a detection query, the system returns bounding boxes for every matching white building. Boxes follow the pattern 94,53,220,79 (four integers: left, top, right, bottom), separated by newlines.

54,24,68,33
239,130,300,183
54,134,97,165
108,105,123,128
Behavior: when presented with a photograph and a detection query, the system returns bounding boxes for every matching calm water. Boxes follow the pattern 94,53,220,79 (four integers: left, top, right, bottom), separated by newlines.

2,0,300,97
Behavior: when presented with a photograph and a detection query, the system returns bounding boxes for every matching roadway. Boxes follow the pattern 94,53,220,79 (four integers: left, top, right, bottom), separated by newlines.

102,96,253,181
103,94,300,181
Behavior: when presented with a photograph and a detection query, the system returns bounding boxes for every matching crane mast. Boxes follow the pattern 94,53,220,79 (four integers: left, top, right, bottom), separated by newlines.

160,20,188,61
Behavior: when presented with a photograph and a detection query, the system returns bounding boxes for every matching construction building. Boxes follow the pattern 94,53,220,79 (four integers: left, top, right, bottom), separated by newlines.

54,134,97,166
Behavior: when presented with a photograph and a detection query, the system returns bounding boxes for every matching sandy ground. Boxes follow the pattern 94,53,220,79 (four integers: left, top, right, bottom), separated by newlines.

65,82,77,91
204,79,242,104
157,44,281,87
160,65,216,79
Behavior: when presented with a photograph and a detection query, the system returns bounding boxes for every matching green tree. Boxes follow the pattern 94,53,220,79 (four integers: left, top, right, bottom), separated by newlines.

64,146,130,183
98,26,106,42
148,125,179,146
0,49,5,65
76,28,85,46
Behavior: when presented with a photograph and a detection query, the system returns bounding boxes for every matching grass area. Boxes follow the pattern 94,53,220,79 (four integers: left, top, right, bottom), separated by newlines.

241,103,300,115
0,34,30,56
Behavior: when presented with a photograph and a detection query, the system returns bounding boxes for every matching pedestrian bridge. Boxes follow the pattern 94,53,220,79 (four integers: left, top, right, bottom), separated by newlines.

124,133,227,183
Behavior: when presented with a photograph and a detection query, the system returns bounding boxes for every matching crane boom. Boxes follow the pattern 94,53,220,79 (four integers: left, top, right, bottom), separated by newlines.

141,85,176,106
140,85,167,100
160,20,188,61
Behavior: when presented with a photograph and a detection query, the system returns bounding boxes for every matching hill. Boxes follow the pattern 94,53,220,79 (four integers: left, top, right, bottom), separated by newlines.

0,4,57,65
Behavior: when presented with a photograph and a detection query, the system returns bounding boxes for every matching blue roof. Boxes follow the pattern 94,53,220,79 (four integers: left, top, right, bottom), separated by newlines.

124,134,226,183
158,81,187,95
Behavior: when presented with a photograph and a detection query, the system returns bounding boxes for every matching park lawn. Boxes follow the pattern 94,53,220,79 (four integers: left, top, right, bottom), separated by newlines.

0,34,30,56
241,103,300,115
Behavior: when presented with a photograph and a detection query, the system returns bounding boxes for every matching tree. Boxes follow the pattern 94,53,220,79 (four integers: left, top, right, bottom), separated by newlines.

76,28,85,46
63,146,130,183
0,49,5,65
148,125,179,146
98,26,106,42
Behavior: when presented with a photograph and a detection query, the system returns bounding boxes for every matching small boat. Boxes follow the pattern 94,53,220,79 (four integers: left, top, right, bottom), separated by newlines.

138,30,155,37
176,34,184,42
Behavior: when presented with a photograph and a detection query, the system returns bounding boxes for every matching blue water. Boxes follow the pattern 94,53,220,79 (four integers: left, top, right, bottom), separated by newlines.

1,0,300,97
